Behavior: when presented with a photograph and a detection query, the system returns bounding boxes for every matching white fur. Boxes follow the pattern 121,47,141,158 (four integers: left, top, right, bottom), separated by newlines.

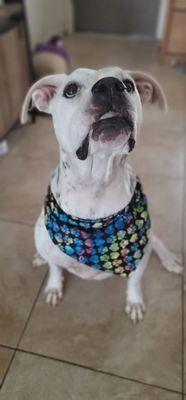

21,67,182,322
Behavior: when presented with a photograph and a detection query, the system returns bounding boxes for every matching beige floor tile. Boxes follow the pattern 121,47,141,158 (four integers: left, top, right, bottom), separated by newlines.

9,116,58,162
142,107,183,134
65,33,158,71
0,155,56,225
129,126,184,179
0,221,45,346
140,174,182,252
20,254,182,392
150,65,184,111
0,351,182,400
0,347,14,386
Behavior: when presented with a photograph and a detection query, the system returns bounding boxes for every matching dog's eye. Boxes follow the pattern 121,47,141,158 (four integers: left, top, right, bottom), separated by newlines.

63,83,79,98
123,79,135,93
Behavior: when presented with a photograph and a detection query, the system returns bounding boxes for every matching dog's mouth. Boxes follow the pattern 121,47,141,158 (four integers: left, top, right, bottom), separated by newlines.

76,111,135,161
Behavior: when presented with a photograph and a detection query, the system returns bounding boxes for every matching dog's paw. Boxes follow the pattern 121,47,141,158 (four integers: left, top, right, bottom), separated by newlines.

33,252,47,267
45,287,63,307
162,253,183,274
125,300,146,323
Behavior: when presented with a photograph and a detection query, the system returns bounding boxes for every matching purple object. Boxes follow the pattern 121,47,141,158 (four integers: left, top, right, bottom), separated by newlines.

34,42,70,64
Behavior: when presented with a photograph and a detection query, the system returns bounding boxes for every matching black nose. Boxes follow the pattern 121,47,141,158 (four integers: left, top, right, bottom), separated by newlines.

92,77,124,96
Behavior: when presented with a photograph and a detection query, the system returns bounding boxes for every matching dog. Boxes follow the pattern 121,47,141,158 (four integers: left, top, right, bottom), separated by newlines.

21,67,182,322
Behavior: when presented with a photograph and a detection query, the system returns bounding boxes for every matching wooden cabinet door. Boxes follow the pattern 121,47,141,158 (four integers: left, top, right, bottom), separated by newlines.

0,35,12,138
174,0,186,10
0,23,31,139
167,11,186,54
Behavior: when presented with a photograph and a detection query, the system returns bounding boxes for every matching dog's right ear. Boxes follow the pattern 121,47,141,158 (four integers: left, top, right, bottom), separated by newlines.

21,74,66,124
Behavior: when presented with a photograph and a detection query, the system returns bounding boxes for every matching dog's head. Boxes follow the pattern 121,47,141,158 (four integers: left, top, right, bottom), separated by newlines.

21,67,167,160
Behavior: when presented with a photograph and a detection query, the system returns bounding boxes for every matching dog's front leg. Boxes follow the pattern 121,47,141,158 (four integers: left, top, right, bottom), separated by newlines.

44,263,64,307
125,242,151,323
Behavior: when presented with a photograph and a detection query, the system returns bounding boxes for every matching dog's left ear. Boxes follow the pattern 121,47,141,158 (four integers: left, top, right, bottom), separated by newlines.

21,74,66,124
130,71,168,111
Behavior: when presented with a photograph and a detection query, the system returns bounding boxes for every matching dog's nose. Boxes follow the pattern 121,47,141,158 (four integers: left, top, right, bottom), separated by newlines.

92,77,124,97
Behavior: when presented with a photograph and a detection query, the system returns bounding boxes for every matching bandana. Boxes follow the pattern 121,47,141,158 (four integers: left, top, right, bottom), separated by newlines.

44,179,151,277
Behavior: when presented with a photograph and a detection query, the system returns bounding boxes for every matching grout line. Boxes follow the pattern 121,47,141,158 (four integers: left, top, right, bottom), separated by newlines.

0,272,47,391
0,344,16,351
16,273,47,348
1,334,184,395
0,350,16,392
14,347,183,395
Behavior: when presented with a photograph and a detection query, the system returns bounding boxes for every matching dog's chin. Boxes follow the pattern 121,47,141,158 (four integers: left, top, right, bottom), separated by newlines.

92,116,132,142
76,116,135,161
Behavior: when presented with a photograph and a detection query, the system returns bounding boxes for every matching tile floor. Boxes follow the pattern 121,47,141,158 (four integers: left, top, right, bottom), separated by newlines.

0,33,186,399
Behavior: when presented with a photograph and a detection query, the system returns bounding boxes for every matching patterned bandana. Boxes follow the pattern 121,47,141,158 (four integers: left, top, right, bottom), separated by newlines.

44,179,151,277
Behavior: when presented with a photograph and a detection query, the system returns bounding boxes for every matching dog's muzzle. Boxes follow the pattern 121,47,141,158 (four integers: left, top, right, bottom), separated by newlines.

76,77,135,161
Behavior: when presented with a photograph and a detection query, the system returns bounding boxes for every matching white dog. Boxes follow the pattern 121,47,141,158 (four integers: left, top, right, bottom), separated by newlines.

21,67,182,322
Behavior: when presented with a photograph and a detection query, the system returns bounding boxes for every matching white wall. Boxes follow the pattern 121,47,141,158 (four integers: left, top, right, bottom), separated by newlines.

26,0,168,46
156,0,170,39
25,0,74,48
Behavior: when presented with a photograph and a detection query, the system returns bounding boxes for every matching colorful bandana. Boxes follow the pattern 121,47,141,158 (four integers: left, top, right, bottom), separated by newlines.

44,179,151,276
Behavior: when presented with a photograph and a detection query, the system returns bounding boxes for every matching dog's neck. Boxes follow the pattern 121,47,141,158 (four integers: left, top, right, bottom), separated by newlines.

50,150,136,219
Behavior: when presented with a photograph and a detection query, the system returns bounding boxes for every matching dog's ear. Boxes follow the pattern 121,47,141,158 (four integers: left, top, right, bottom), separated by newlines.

129,71,168,111
21,74,66,124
